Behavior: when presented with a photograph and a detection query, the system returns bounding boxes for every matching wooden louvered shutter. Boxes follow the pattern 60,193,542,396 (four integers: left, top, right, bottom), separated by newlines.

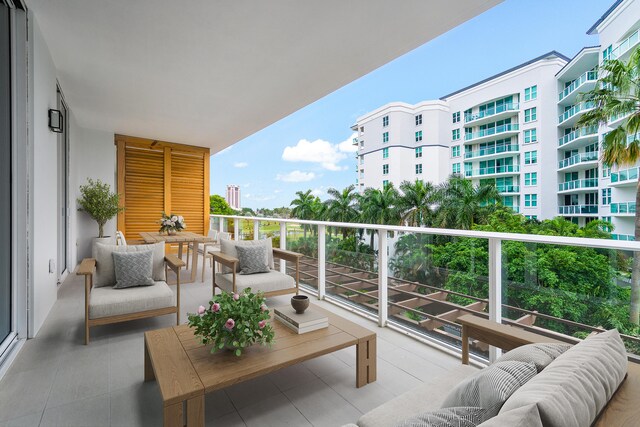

116,135,210,242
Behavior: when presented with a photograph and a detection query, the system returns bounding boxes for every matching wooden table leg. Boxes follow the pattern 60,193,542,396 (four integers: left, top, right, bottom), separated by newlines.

187,395,205,427
190,241,199,283
462,325,469,365
163,402,182,427
144,338,155,382
356,336,377,387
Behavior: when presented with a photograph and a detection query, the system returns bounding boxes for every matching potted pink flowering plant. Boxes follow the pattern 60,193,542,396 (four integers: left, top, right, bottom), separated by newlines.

187,288,274,356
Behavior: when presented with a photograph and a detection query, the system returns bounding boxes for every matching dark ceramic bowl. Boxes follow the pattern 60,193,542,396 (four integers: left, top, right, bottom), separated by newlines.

291,295,310,314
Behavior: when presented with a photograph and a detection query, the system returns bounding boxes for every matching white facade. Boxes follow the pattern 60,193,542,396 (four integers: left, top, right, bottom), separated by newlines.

226,184,241,210
354,0,640,231
354,52,567,219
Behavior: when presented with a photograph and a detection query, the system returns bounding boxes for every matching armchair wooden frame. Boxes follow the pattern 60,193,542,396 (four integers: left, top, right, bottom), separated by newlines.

211,248,302,298
76,254,186,344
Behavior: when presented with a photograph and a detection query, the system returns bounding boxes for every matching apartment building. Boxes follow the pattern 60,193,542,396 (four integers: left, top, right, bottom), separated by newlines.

226,184,241,210
353,0,640,231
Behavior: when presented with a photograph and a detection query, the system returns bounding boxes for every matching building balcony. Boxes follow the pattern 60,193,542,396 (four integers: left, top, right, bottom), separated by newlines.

464,102,519,126
610,28,640,61
498,185,520,194
557,178,599,193
465,164,520,178
558,101,595,126
464,144,519,160
610,167,639,187
611,202,636,216
558,204,599,215
609,111,632,129
557,126,598,149
558,70,598,105
464,124,519,144
557,152,599,171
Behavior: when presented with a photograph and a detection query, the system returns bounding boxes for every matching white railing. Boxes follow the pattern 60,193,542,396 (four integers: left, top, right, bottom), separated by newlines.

211,214,640,362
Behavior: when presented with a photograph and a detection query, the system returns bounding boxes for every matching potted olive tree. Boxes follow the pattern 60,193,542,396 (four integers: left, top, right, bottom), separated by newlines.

77,179,124,248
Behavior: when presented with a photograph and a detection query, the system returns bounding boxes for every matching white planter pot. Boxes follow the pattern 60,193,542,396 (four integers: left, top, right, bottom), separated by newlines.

92,236,115,258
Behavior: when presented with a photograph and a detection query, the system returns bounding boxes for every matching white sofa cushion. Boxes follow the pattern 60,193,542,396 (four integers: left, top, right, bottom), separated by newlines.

396,407,485,427
89,281,175,319
94,242,165,287
477,404,542,427
220,238,274,273
215,270,295,294
495,343,572,373
500,329,628,427
357,364,479,427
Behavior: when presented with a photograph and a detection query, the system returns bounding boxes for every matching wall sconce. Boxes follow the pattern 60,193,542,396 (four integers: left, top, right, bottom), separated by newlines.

48,109,63,133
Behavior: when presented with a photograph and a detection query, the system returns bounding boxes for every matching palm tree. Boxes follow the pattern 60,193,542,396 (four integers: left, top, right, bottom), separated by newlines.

324,185,359,238
398,180,438,227
434,175,500,230
577,47,640,324
359,184,401,249
290,189,315,238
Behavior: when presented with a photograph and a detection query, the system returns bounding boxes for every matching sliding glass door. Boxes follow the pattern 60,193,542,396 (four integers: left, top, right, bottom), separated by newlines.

0,0,12,344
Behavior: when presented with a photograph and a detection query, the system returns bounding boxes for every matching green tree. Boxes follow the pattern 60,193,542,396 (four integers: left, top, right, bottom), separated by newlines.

577,47,640,324
77,178,124,238
210,194,235,215
290,189,316,238
398,179,438,227
324,185,359,238
359,184,401,249
434,175,500,230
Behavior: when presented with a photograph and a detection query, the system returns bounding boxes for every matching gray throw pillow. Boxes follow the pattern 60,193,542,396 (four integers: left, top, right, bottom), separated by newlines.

220,238,274,273
236,245,270,275
112,251,155,289
441,361,537,422
396,407,485,427
476,404,542,427
94,242,165,287
496,343,572,372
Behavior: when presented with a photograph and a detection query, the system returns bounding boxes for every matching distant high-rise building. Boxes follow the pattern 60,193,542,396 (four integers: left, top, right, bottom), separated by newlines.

226,185,241,210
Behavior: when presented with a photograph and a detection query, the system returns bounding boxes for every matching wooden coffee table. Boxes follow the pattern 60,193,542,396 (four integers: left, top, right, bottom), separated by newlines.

144,305,377,427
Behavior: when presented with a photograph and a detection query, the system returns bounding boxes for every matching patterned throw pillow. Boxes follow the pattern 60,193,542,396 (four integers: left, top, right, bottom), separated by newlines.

395,407,485,427
112,251,155,289
236,245,270,275
496,343,572,372
440,361,537,422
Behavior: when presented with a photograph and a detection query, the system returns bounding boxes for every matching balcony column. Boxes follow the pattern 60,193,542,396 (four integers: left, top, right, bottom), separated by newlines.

378,229,388,327
318,224,326,300
253,220,259,240
488,237,503,362
218,217,224,233
280,222,286,273
234,219,239,241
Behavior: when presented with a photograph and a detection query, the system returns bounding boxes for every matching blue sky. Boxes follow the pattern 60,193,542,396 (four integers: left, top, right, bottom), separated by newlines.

211,0,608,209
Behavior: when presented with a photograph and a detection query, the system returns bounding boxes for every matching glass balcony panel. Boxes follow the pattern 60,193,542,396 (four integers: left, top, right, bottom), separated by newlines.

558,102,595,124
558,126,598,147
558,70,598,102
467,165,520,177
464,103,519,123
464,124,519,141
557,178,599,191
610,28,640,60
557,205,599,215
610,202,636,214
464,144,519,159
558,152,598,169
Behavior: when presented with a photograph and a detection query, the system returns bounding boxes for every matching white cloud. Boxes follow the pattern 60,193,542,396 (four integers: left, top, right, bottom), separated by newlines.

274,189,283,193
282,133,357,171
251,194,276,202
311,186,326,197
337,132,358,154
234,162,248,168
276,171,316,183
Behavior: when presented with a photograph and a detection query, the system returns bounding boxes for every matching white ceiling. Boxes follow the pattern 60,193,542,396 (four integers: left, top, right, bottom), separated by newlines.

28,0,502,153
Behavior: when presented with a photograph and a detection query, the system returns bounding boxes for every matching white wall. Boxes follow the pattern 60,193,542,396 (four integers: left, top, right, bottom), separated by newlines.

31,15,58,335
68,112,116,266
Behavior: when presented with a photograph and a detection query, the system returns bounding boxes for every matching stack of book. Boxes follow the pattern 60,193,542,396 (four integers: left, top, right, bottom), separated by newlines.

274,306,328,334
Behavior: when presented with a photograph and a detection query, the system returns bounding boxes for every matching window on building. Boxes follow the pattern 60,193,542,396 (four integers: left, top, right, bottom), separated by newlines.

602,216,612,224
383,180,389,188
382,115,389,127
524,129,537,143
451,145,460,158
525,194,537,207
525,215,538,220
360,155,364,164
383,132,389,143
525,172,537,186
415,130,422,142
524,107,537,122
602,188,611,205
415,164,422,174
452,163,461,174
415,114,422,126
525,151,537,165
603,45,612,61
359,126,364,133
383,164,389,175
382,148,388,159
452,111,460,123
524,85,537,101
452,129,460,141
415,147,422,158
602,164,611,178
